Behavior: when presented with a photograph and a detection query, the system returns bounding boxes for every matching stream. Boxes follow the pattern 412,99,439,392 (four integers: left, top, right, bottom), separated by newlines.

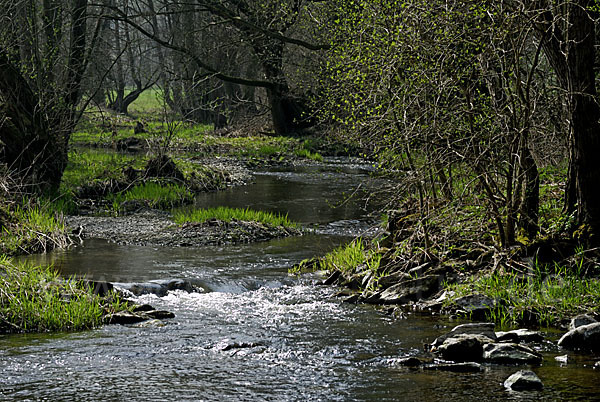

2,159,599,401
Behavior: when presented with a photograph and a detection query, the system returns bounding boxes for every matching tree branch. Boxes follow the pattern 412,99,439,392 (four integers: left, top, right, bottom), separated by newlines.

107,6,278,89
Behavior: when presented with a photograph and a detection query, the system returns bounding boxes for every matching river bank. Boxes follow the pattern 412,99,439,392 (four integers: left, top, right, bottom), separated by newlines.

3,158,600,400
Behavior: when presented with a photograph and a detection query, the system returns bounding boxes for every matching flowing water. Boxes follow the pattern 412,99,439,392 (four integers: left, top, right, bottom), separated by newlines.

2,159,600,401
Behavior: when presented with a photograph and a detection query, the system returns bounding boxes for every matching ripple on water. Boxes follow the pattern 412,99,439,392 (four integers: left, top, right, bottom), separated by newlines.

4,163,600,401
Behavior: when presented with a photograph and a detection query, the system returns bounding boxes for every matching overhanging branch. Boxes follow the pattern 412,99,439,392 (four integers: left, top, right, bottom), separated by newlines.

107,7,277,89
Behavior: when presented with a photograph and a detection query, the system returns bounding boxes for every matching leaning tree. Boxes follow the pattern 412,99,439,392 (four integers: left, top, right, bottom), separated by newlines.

0,0,102,191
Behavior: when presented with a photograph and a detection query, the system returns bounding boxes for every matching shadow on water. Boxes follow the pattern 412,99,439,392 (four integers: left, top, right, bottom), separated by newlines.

3,161,600,401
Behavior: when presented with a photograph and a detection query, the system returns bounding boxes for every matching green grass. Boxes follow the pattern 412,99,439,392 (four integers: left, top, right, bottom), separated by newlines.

0,203,69,255
295,148,324,162
0,256,127,333
62,149,139,190
72,111,325,160
290,238,381,276
318,238,369,273
111,182,194,209
173,206,297,228
128,87,164,113
443,262,600,327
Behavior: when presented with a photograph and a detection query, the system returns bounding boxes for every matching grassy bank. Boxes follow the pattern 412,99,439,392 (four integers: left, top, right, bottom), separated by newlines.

294,235,600,329
61,148,230,214
0,256,127,333
0,202,70,256
109,181,193,210
174,206,297,228
72,124,326,162
443,263,600,327
72,103,335,162
291,239,379,275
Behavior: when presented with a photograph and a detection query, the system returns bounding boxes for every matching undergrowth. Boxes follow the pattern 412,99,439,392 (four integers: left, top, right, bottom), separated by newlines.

290,238,381,276
444,261,600,327
0,202,69,255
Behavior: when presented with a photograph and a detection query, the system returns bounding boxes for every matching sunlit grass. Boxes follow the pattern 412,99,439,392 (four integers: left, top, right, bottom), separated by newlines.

444,262,600,327
128,87,164,113
295,148,324,161
318,238,368,273
173,206,297,228
290,238,380,275
111,182,194,209
0,203,68,255
0,256,127,333
61,149,139,189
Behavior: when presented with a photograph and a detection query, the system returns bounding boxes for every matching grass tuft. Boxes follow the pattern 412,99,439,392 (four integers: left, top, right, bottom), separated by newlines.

295,148,324,162
0,256,125,333
111,182,194,209
173,206,297,228
290,238,381,276
0,203,68,255
318,238,368,273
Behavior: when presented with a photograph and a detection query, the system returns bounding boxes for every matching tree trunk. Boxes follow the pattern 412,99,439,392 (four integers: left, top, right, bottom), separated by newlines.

109,88,144,114
0,50,66,191
536,0,600,238
267,85,307,135
519,144,540,239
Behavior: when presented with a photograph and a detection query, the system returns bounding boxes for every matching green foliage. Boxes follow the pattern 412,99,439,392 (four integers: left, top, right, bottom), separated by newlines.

317,0,567,249
444,263,600,327
173,206,297,228
0,257,125,333
298,238,380,274
111,182,194,209
538,163,571,234
127,87,164,114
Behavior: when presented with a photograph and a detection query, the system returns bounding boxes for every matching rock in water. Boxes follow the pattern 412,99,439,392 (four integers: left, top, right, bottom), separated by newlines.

437,334,494,362
555,355,569,364
133,319,167,328
145,310,175,319
81,280,114,297
569,314,597,331
558,322,600,352
431,322,497,348
449,294,496,320
495,329,544,343
423,362,483,373
393,357,423,367
375,275,442,304
483,343,542,365
504,370,543,391
105,311,148,325
132,304,155,313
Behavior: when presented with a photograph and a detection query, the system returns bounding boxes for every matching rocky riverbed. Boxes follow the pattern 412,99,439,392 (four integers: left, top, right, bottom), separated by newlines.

408,316,600,392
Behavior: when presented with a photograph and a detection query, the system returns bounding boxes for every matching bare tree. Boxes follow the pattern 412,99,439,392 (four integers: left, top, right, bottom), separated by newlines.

109,0,328,134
